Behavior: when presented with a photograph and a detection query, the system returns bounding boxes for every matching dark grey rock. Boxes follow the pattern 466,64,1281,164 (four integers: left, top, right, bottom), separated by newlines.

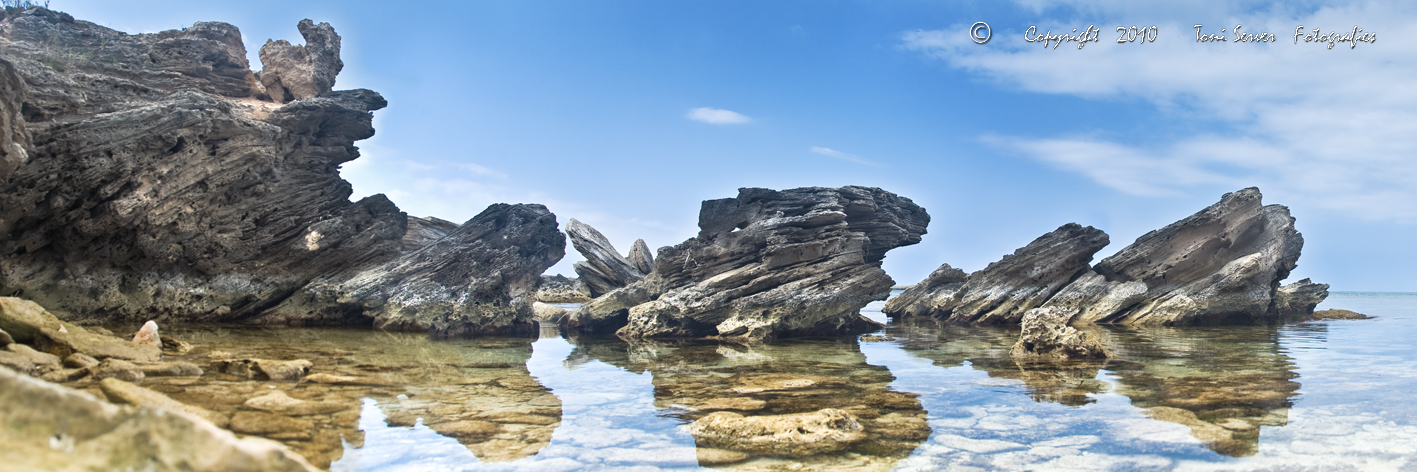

627,239,655,275
568,186,928,340
1274,278,1329,317
402,216,460,251
567,219,645,297
881,264,967,318
256,19,343,102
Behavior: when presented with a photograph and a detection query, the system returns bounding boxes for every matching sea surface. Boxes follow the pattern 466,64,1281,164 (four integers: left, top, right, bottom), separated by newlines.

144,292,1417,471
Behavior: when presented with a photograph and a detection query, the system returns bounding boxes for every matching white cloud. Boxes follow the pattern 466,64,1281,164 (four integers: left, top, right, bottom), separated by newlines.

810,146,882,166
903,0,1417,220
687,107,753,124
457,163,509,179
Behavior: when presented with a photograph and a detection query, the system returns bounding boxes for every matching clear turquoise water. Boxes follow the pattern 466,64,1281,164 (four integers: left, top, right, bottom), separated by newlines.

326,292,1417,471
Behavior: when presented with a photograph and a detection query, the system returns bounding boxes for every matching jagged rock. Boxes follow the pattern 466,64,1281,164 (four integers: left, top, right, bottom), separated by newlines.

283,203,564,338
1274,279,1329,316
90,358,145,382
882,264,968,318
628,238,655,274
257,19,343,102
132,320,161,347
1010,306,1113,360
2,368,317,471
213,358,312,381
884,224,1108,324
1311,309,1370,320
531,302,568,323
567,218,645,296
687,409,867,456
0,298,161,362
533,274,593,303
99,377,229,428
7,342,59,365
402,215,459,251
0,12,561,336
1047,188,1304,325
568,186,928,340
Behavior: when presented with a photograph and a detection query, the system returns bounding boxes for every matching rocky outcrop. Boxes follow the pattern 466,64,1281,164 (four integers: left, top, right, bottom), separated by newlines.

885,223,1108,324
889,188,1312,326
627,238,655,274
256,19,342,102
0,367,319,471
1274,278,1329,317
566,218,645,296
1310,309,1370,320
0,56,30,180
0,10,564,336
568,186,929,340
1049,188,1303,324
1010,306,1112,360
533,274,592,303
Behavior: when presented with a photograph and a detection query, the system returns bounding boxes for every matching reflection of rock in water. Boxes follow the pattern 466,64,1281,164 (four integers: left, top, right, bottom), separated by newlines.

110,326,561,467
1104,326,1300,457
885,318,1301,457
567,334,928,469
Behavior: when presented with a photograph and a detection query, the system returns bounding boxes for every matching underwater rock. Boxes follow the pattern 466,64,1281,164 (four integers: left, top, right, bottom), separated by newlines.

534,274,593,303
571,186,928,340
99,377,230,428
1311,309,1371,320
1050,188,1304,325
2,368,317,471
244,391,349,416
257,19,343,102
214,358,313,381
628,238,656,275
567,218,646,297
687,409,867,456
887,223,1109,324
695,448,750,465
140,362,204,377
91,358,145,382
132,320,162,347
1010,306,1113,360
1274,279,1330,317
231,411,316,436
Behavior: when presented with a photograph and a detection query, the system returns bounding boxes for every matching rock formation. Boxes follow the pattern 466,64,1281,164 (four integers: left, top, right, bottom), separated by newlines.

0,10,564,336
566,218,646,296
1274,279,1329,317
533,274,592,303
887,188,1324,326
1009,306,1113,360
627,238,655,274
886,223,1108,324
567,186,929,340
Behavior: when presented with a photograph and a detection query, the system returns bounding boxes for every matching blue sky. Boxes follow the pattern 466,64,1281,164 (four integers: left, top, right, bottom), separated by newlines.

58,1,1417,291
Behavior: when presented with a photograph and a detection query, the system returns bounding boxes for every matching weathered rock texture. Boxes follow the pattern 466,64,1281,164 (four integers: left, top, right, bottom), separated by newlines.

568,186,928,340
687,409,867,457
627,238,655,274
0,367,319,471
0,10,564,335
533,274,592,303
887,223,1108,324
887,188,1322,326
1010,306,1113,360
1274,278,1329,317
566,218,645,297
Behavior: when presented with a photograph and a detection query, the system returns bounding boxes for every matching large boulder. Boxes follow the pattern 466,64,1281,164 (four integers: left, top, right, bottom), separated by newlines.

883,223,1108,324
1045,188,1304,324
566,218,645,296
568,186,929,340
0,367,319,471
0,11,564,335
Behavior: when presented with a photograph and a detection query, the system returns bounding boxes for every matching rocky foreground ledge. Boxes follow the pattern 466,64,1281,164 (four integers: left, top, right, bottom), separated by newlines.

886,188,1325,326
565,186,929,340
0,9,563,336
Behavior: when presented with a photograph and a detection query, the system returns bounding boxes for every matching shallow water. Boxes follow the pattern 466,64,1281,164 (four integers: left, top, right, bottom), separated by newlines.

79,292,1416,471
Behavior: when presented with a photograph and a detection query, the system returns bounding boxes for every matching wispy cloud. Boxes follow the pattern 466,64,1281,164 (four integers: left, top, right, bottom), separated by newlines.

687,107,752,124
810,146,881,167
458,163,508,179
902,0,1417,220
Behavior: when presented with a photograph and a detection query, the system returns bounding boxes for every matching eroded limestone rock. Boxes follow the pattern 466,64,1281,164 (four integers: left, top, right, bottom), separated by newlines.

687,409,867,456
1010,307,1113,360
1274,279,1330,317
257,19,343,102
567,218,645,297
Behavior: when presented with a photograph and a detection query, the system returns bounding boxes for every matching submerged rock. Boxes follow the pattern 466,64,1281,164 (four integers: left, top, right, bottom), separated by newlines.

567,218,646,297
1310,309,1371,320
885,223,1108,324
91,358,145,382
213,358,313,381
569,186,928,340
687,409,867,456
99,378,230,428
1,368,317,471
1010,307,1113,360
1274,279,1330,317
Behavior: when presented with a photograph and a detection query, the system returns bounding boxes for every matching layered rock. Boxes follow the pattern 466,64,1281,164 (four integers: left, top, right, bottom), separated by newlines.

566,218,645,296
568,186,929,340
1048,188,1305,324
1274,278,1329,317
1010,306,1113,360
533,274,592,303
627,238,655,274
0,10,563,335
884,223,1108,324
